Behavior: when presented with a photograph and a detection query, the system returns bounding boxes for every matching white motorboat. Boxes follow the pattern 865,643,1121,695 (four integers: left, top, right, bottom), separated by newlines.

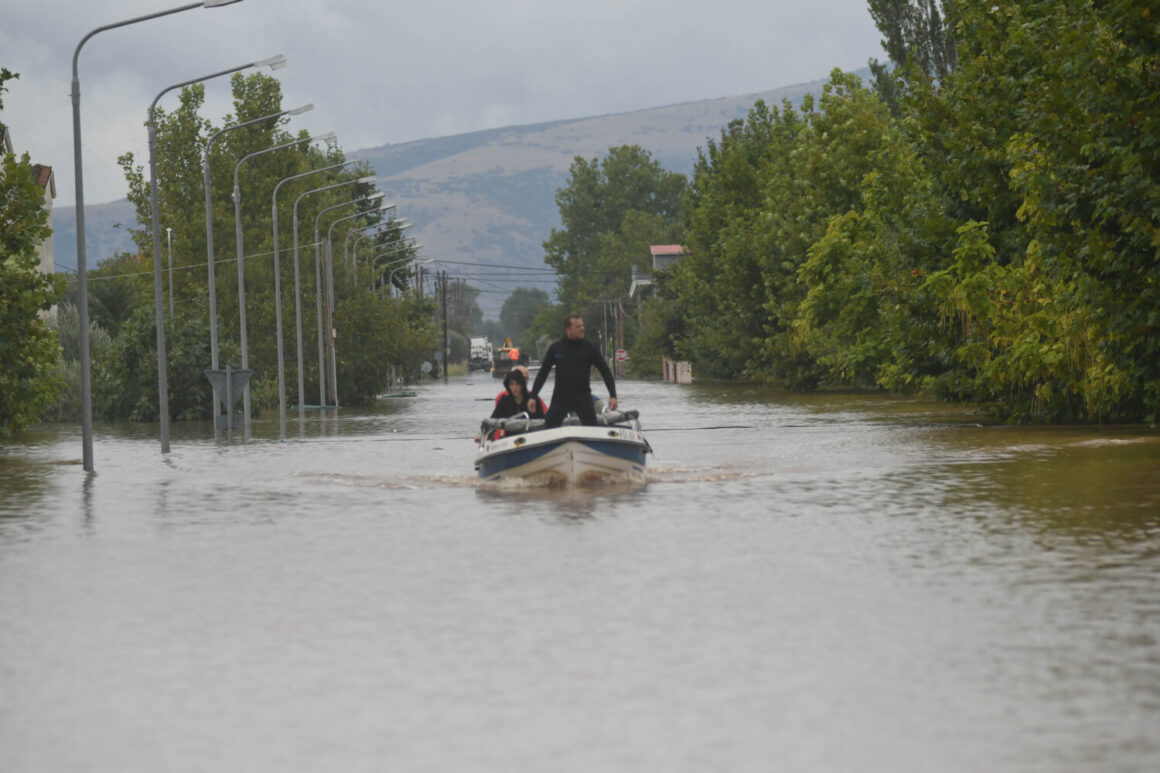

475,410,651,485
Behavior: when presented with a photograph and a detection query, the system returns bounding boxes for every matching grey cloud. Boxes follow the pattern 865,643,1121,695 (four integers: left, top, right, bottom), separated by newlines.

3,0,882,205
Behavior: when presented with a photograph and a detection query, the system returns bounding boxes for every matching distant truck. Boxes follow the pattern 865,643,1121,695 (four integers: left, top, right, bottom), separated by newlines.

468,337,493,372
491,337,528,378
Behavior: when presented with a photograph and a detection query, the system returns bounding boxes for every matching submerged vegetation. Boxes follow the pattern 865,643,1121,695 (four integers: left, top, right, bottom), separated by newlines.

548,1,1160,422
4,2,1158,433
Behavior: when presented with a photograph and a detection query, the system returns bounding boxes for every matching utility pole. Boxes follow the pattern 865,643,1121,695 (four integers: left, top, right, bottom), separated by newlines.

322,241,338,405
603,297,612,364
441,270,449,384
617,298,626,377
166,227,174,322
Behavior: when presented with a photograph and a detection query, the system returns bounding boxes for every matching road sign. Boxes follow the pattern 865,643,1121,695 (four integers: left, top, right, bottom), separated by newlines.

616,349,628,362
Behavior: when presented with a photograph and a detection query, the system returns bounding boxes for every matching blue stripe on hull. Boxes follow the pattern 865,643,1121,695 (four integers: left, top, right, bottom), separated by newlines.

475,442,559,478
475,437,648,481
576,439,647,462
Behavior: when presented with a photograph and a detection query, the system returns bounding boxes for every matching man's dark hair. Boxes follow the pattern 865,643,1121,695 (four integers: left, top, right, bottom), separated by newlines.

563,313,582,330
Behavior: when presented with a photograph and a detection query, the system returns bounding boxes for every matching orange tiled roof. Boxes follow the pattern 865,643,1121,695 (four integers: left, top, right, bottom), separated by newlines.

32,164,53,189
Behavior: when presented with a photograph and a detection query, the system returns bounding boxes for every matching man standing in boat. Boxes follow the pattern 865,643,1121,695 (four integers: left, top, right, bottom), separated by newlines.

530,314,618,428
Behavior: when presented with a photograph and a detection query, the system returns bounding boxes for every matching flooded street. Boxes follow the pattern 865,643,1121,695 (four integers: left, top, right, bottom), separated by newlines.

2,377,1159,772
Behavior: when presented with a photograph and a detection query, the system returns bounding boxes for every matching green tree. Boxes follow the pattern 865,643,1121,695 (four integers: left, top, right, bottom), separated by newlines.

543,145,686,340
498,287,551,347
791,72,959,392
868,1,958,76
107,72,413,420
1,68,65,435
60,251,148,338
41,302,111,423
626,294,687,378
335,290,437,404
915,0,1160,420
526,304,566,359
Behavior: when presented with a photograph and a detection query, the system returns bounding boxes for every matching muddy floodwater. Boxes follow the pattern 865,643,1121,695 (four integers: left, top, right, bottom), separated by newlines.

2,377,1158,772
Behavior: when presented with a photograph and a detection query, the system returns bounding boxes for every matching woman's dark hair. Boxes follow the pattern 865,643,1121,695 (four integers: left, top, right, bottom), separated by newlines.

503,368,527,390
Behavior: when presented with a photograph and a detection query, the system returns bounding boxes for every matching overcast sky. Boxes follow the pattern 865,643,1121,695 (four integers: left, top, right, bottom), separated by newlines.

3,0,884,206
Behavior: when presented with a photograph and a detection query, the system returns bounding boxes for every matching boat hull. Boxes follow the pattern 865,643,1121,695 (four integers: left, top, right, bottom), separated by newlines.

475,425,649,484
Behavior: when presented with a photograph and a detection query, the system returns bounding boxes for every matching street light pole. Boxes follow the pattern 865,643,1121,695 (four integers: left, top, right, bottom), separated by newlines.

290,174,376,415
147,53,286,454
350,220,411,283
232,130,335,437
204,102,312,438
371,239,418,293
166,227,174,321
271,160,353,440
325,202,395,403
328,204,395,278
313,192,384,405
385,250,427,295
71,0,243,471
339,211,398,284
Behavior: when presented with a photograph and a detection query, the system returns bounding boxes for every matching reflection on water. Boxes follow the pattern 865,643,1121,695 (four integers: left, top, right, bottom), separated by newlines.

1,377,1158,772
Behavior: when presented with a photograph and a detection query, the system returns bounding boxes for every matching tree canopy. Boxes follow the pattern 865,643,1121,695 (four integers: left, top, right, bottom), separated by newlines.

88,72,439,417
610,1,1160,422
1,68,64,436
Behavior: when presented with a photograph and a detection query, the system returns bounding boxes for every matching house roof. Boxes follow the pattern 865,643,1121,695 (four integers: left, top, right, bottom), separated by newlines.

31,164,56,199
649,244,685,256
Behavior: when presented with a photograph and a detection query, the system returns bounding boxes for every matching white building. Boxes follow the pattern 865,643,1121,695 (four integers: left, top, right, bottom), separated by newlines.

629,244,685,299
1,125,55,274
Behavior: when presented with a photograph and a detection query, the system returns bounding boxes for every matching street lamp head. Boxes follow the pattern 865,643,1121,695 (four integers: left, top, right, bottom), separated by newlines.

357,175,377,185
255,54,288,71
203,0,243,6
364,191,385,202
312,131,337,146
287,103,313,116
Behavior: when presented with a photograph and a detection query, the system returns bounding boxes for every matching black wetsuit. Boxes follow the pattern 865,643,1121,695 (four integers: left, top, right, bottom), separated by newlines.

490,392,546,419
531,336,616,428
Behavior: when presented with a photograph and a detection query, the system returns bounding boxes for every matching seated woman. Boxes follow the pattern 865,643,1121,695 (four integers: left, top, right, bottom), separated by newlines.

490,367,546,419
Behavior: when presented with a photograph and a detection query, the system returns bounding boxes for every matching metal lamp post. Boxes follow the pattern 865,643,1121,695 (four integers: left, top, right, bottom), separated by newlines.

347,218,410,270
147,54,286,454
329,204,395,278
350,220,411,282
339,211,398,282
384,250,427,296
231,130,335,436
313,192,385,405
71,0,243,471
325,202,395,402
271,160,354,440
204,102,312,438
396,256,432,296
290,174,377,416
345,226,380,284
384,253,427,390
166,227,174,321
370,239,418,294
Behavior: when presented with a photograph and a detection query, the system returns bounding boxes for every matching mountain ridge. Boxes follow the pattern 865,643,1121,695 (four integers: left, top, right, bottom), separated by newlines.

51,70,860,312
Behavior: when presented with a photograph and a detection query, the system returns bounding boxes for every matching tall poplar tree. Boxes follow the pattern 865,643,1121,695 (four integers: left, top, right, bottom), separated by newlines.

543,145,686,328
0,69,64,435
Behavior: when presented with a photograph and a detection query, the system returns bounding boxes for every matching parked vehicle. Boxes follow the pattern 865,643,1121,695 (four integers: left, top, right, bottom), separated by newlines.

468,337,493,372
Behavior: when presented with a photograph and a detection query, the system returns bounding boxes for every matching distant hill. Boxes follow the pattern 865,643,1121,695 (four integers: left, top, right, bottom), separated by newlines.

52,72,850,313
51,197,138,272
